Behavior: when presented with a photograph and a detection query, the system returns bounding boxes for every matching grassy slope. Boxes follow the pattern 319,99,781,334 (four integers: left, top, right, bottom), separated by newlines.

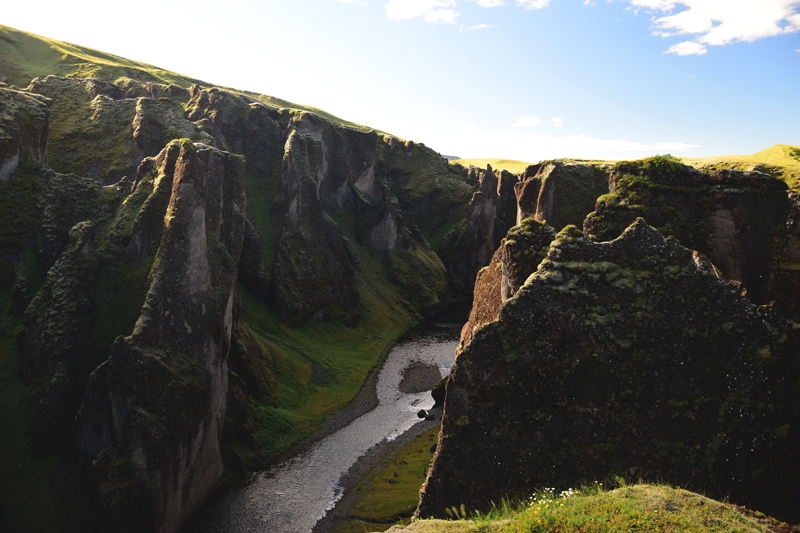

0,24,374,133
389,483,792,532
681,144,800,190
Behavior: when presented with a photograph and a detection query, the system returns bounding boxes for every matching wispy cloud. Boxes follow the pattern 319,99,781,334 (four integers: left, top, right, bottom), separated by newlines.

461,23,497,30
339,0,368,5
624,0,800,56
431,127,702,161
516,0,550,9
385,0,458,21
514,116,543,127
552,116,563,127
471,0,505,6
385,0,552,23
664,40,707,55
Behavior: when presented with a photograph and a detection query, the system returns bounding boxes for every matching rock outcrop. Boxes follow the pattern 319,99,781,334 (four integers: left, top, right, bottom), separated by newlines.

417,220,800,523
515,160,609,229
76,141,246,533
273,129,361,326
584,156,792,310
0,85,50,180
441,165,519,294
457,218,555,350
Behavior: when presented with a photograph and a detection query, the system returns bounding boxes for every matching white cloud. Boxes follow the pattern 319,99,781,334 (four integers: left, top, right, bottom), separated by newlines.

626,0,800,55
516,0,550,8
630,0,676,9
425,7,459,22
471,0,505,6
462,23,497,30
339,0,368,4
665,40,707,55
385,0,456,20
514,116,543,127
552,116,563,127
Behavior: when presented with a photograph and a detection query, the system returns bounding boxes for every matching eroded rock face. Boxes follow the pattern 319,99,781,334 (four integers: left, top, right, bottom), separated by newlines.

417,220,800,523
515,161,609,229
77,141,246,533
584,158,791,308
273,130,361,326
19,221,99,452
0,86,50,180
443,165,519,294
458,219,555,351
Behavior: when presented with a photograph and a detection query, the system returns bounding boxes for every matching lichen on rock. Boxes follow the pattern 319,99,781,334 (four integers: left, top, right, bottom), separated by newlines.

417,218,800,523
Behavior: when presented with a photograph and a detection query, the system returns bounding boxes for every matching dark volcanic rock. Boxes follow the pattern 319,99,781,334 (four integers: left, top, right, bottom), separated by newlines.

442,165,519,294
417,219,800,523
458,218,555,351
77,140,246,533
20,220,99,452
584,157,791,308
515,160,609,229
273,130,360,326
0,86,50,180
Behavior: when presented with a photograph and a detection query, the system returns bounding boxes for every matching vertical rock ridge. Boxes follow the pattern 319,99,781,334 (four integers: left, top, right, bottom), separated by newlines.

76,140,246,533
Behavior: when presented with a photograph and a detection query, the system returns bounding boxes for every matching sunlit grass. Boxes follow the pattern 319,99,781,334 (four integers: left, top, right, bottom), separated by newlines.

422,481,787,533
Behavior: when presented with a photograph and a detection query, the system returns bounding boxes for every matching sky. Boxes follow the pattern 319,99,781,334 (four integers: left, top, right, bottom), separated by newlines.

4,0,800,162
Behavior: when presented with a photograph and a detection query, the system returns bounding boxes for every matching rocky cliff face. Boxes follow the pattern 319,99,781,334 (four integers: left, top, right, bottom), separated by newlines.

515,160,610,229
0,85,49,181
76,141,246,532
584,156,791,311
1,65,479,532
441,165,519,294
418,220,800,522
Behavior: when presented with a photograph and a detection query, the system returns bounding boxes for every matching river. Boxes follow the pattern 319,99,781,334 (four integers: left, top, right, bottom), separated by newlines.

184,322,460,533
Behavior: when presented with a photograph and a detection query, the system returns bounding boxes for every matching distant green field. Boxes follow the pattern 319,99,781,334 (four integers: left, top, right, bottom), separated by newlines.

452,158,535,174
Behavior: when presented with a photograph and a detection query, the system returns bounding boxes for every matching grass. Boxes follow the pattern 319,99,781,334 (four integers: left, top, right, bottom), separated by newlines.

0,24,378,134
234,235,418,462
680,144,800,190
332,426,442,532
409,482,794,533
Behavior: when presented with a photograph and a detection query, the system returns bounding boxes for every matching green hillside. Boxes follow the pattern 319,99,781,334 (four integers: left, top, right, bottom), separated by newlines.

0,24,375,133
681,144,800,190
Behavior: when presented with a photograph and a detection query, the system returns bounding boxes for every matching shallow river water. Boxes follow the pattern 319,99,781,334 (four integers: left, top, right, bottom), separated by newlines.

185,323,460,533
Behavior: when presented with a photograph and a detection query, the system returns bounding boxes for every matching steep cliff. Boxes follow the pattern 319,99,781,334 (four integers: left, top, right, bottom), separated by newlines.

584,156,793,312
76,141,246,532
441,165,519,294
0,85,49,180
515,160,610,229
0,26,481,531
418,220,800,523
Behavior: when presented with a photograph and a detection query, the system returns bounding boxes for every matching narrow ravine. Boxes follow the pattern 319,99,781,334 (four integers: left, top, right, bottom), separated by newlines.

184,323,460,533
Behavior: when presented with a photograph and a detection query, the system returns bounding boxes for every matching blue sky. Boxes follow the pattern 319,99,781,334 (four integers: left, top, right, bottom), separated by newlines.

4,0,800,161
